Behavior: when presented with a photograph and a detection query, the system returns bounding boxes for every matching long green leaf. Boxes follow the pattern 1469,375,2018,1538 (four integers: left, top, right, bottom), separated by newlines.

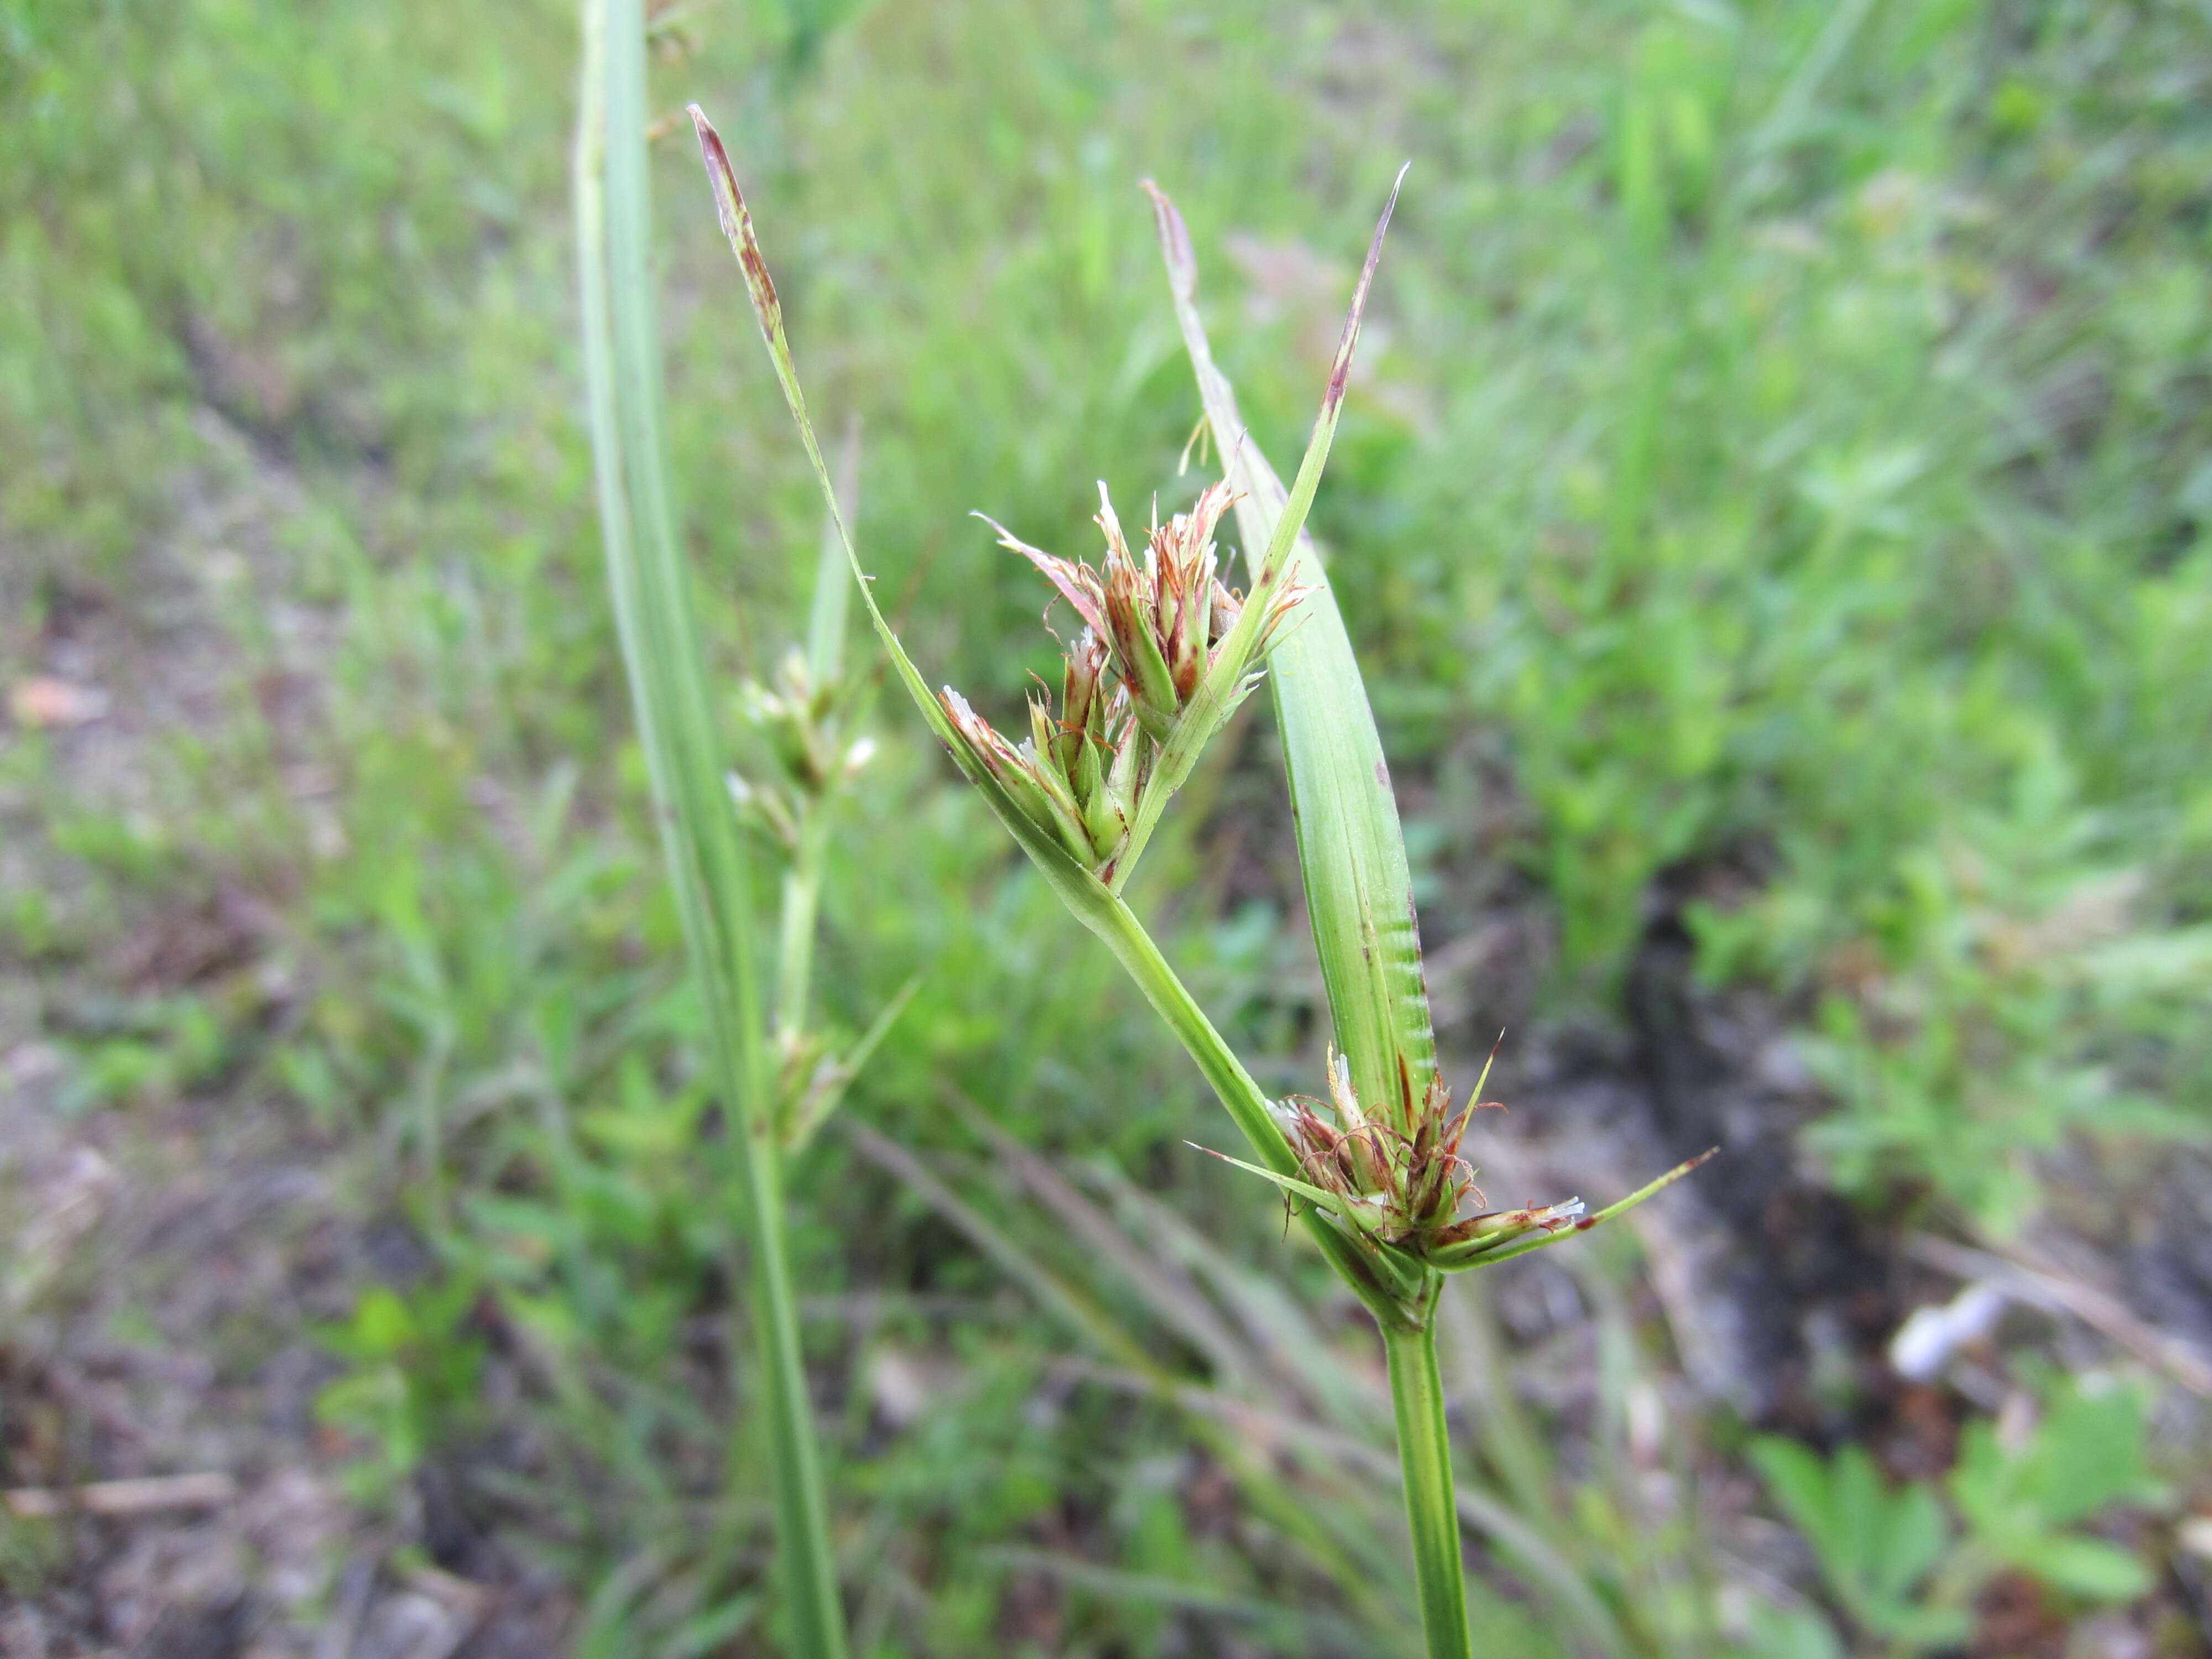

576,15,848,1656
1144,178,1438,1126
1108,170,1405,891
1149,175,1474,1659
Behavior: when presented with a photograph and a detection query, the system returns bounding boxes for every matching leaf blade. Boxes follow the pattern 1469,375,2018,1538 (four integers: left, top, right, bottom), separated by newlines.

1145,176,1438,1120
577,18,847,1658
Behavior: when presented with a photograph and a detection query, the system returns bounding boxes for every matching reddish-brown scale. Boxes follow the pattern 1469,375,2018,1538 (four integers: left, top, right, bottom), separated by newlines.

740,243,779,316
1324,361,1352,418
691,114,739,222
1321,163,1407,417
1140,179,1197,296
690,112,781,326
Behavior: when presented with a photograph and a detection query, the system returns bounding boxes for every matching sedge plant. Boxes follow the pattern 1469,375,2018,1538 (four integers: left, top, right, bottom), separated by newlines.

573,6,906,1653
689,107,1713,1659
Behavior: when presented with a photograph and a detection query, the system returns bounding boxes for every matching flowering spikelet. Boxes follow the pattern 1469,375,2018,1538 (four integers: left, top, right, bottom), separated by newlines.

1222,1039,1716,1272
728,646,875,852
932,477,1307,883
1259,1041,1576,1263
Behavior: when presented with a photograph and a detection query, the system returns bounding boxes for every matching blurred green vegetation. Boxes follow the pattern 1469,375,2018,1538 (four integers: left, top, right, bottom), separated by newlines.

3,0,2208,1652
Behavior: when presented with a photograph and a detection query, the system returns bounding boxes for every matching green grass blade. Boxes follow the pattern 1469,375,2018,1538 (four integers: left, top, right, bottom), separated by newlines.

784,977,919,1154
1107,170,1402,890
576,14,848,1656
942,1090,1261,1386
1145,178,1438,1124
841,1119,1150,1366
847,1119,1416,1641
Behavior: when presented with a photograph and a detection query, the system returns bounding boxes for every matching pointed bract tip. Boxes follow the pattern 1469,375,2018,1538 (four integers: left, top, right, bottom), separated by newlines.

688,107,732,207
689,106,778,319
688,108,740,194
1140,178,1196,290
1322,165,1407,417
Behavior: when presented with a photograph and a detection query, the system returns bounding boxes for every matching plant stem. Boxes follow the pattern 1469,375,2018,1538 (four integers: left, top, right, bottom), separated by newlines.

778,422,857,1044
1081,890,1422,1331
576,7,847,1653
1384,1309,1474,1659
775,806,830,1039
728,1111,846,1658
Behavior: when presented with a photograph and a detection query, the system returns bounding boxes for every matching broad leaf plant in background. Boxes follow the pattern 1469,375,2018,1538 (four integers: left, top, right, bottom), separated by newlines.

690,107,1717,1659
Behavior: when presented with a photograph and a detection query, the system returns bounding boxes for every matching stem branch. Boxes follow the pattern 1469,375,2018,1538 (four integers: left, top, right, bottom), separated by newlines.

1082,892,1421,1331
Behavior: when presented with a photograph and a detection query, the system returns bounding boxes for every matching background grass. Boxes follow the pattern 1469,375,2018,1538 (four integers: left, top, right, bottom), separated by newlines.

3,0,2209,1654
